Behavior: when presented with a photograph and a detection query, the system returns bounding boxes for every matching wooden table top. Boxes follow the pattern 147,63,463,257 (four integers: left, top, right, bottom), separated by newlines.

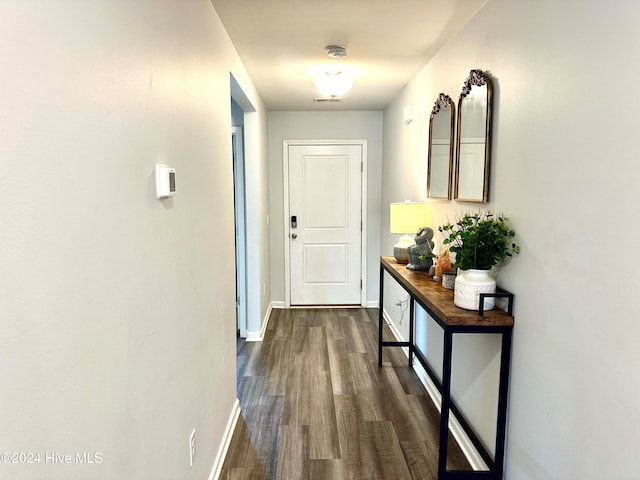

381,256,514,328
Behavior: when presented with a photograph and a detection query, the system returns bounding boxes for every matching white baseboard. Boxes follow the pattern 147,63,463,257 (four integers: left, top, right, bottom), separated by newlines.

270,301,375,309
261,302,273,337
381,309,487,471
208,398,241,480
245,331,262,342
245,302,274,342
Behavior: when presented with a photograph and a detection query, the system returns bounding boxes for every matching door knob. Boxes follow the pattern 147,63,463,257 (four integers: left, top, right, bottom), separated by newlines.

291,233,297,239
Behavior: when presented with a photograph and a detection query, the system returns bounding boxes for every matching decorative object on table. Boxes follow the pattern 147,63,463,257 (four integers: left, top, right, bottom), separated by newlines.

390,201,427,263
442,270,457,290
407,227,435,271
439,211,520,311
433,249,452,282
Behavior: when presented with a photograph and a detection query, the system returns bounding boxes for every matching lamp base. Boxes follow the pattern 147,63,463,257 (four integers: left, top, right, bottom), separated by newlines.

393,235,415,264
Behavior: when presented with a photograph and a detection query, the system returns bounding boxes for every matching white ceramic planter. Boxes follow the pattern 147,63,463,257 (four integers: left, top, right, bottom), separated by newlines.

454,269,496,311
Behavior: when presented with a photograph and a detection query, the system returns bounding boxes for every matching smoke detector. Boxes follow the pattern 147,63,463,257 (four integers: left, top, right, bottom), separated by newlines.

326,45,347,58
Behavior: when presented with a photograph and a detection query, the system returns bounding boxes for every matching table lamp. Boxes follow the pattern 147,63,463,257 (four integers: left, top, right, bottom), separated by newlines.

390,201,426,263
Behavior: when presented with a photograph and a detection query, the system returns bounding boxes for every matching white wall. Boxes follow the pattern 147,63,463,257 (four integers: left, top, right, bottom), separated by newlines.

0,2,268,479
268,111,383,306
381,0,640,478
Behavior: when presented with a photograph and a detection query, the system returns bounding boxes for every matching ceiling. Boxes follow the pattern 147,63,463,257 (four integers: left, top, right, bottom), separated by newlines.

211,0,486,111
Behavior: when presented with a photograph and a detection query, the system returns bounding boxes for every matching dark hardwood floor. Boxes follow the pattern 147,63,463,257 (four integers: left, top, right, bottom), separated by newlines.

222,308,470,479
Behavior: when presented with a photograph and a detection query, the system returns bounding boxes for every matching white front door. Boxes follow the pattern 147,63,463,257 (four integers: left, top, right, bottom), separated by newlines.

288,144,362,305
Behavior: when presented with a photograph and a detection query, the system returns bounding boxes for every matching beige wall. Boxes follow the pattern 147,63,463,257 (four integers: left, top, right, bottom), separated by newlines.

267,111,383,306
0,2,268,479
381,0,640,477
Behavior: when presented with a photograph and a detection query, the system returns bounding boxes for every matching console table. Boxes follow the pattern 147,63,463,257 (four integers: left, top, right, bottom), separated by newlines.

378,256,514,480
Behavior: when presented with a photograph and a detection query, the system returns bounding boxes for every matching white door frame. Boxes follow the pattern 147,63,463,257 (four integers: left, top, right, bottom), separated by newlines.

232,126,248,338
283,139,367,308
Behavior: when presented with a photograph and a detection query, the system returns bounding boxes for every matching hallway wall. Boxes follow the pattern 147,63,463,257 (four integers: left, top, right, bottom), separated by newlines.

381,0,640,477
0,2,267,479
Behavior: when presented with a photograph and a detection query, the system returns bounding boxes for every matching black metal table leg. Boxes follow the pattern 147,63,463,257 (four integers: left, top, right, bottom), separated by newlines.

408,298,415,367
494,329,513,479
438,329,454,479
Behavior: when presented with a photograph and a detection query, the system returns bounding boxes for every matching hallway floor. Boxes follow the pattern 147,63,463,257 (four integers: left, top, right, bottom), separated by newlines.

221,308,470,479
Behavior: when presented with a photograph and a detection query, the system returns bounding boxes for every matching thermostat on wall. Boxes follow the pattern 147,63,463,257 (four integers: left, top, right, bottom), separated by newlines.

155,163,176,199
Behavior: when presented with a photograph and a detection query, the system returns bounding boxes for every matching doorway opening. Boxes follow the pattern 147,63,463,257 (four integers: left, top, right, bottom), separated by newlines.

283,140,368,308
230,73,260,389
231,120,247,339
230,87,249,377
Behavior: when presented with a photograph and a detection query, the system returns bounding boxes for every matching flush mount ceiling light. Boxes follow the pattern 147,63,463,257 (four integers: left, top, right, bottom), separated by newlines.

310,46,356,98
314,69,354,97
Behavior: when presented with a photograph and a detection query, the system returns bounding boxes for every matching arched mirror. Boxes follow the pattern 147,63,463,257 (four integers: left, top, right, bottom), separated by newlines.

427,93,455,199
454,69,493,203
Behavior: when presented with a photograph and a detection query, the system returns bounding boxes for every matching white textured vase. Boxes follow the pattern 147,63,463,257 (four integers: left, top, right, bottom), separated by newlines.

454,269,496,311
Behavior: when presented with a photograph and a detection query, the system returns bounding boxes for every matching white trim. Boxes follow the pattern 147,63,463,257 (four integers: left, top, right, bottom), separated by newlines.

283,139,368,308
271,301,286,309
208,398,241,480
245,301,274,342
261,302,273,338
288,305,362,310
381,309,488,471
230,77,261,340
245,331,262,342
232,126,248,339
266,302,274,319
360,141,368,308
283,141,291,308
365,300,380,308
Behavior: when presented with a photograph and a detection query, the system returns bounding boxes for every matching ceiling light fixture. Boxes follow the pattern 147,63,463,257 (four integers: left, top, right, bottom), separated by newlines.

326,45,347,58
311,45,354,98
314,69,354,97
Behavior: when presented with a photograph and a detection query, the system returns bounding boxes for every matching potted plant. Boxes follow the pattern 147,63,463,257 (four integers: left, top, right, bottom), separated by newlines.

439,211,520,311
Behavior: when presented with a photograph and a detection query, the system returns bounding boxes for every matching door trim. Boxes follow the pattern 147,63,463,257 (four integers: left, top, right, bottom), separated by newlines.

283,139,367,308
232,126,247,338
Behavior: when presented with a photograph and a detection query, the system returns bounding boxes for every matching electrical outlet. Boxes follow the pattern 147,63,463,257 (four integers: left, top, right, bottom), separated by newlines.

189,429,196,467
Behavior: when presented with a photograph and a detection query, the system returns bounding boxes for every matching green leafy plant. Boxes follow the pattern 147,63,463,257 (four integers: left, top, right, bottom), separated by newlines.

438,211,520,271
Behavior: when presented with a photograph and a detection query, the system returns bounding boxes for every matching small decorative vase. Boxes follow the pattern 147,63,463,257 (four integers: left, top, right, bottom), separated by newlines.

442,271,457,290
454,269,496,311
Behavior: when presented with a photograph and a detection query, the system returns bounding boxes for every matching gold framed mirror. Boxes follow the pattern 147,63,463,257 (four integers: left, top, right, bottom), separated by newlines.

454,69,493,203
427,93,455,199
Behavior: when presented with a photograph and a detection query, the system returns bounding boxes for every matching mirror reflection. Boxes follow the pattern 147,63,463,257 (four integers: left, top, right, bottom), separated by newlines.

454,69,492,203
427,93,455,199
